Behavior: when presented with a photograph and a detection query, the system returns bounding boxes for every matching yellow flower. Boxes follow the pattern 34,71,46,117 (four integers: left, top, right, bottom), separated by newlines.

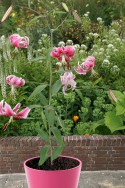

72,115,79,122
10,13,16,17
84,133,90,136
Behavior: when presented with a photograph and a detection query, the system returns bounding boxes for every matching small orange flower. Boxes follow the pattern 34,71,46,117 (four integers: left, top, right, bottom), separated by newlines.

72,115,79,122
84,133,90,136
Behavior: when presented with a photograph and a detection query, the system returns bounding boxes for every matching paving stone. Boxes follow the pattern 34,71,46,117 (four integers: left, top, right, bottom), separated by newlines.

0,175,8,188
0,171,125,188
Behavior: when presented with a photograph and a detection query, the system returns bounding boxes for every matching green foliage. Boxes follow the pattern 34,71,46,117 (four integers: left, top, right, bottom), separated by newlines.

39,145,50,166
0,120,41,136
75,122,94,135
103,90,125,134
52,80,62,96
105,111,125,133
37,108,64,165
38,128,49,142
52,145,64,161
29,84,48,100
45,106,55,127
61,119,74,135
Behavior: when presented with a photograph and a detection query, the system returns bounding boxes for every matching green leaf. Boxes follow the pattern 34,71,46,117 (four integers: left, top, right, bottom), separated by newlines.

75,89,83,100
51,127,64,145
26,16,43,26
52,146,64,161
56,115,64,129
29,84,47,100
75,89,84,105
13,72,25,78
105,111,123,133
41,110,47,130
37,128,49,142
93,77,102,85
28,104,42,109
62,2,69,12
65,19,75,23
52,80,62,96
45,106,55,126
39,93,48,106
30,56,46,62
92,119,104,131
116,103,125,116
39,146,50,166
28,0,31,7
114,126,125,131
47,47,53,62
54,11,67,14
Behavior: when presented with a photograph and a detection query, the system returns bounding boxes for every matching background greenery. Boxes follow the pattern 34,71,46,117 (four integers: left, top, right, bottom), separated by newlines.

0,0,125,136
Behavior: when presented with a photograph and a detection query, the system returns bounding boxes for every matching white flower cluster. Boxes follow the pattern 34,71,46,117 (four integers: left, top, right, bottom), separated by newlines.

89,32,99,38
74,44,80,50
107,44,114,48
66,40,73,45
0,35,5,44
84,11,90,17
111,65,120,73
58,41,65,46
97,17,103,24
102,59,110,68
81,44,87,50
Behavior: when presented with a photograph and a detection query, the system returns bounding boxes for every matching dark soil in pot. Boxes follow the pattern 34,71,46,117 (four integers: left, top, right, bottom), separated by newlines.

26,156,80,171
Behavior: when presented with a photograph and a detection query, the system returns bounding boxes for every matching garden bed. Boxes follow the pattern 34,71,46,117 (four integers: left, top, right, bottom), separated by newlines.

0,135,125,174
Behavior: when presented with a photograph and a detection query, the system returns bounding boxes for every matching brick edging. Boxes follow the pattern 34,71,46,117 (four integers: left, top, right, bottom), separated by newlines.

0,135,125,173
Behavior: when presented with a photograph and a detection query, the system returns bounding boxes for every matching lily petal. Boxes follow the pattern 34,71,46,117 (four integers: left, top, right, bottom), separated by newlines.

4,102,15,116
13,103,21,113
15,107,30,119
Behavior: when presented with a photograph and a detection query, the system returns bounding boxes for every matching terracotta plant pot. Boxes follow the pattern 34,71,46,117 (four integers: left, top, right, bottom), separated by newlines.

24,155,82,188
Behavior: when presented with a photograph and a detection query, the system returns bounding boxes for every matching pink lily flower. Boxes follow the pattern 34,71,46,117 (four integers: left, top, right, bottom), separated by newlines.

74,56,96,75
64,46,75,61
74,62,88,75
86,56,96,66
0,100,30,119
9,34,29,48
51,46,75,70
6,75,25,88
60,72,76,94
51,47,62,61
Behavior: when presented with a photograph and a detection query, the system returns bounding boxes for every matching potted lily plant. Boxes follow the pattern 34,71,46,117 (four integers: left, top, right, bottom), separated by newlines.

0,32,97,188
23,44,85,188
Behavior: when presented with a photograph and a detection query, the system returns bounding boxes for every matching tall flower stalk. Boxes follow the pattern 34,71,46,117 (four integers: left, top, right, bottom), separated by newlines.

0,33,30,130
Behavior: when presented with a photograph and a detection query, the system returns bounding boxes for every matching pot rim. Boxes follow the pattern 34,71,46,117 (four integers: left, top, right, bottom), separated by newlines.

24,155,82,172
